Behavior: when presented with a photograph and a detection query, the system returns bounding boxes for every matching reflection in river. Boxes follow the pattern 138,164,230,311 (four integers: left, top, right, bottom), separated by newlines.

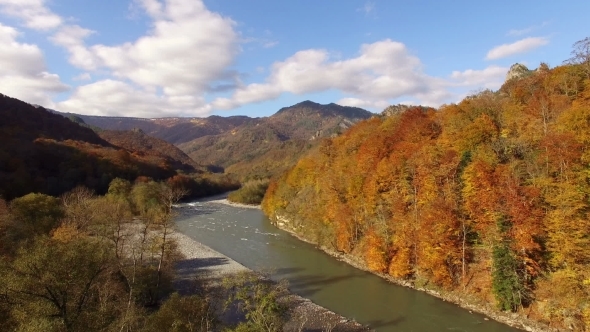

175,201,521,332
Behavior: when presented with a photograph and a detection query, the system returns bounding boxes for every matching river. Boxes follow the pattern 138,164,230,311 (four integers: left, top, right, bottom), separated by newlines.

175,200,521,332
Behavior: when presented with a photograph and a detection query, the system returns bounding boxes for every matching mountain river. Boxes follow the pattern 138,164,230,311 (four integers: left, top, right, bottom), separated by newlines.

175,200,521,332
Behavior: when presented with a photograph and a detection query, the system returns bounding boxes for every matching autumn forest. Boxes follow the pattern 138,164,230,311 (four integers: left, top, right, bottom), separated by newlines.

263,40,590,330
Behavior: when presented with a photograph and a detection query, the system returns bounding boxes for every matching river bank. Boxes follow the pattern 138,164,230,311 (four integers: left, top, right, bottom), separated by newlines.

185,192,262,209
171,227,370,332
267,214,557,332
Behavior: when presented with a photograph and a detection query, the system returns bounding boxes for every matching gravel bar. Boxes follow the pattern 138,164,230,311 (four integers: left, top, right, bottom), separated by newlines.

172,229,370,332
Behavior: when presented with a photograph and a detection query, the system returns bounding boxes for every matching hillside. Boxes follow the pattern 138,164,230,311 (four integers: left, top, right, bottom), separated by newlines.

0,94,236,200
262,61,590,330
68,113,256,144
98,129,205,174
179,101,373,179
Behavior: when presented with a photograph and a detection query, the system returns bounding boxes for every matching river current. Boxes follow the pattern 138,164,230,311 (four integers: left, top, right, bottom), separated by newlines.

175,200,520,332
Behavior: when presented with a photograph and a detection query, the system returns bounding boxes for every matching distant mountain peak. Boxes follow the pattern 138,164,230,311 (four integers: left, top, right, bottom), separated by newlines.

296,100,320,107
275,100,371,119
506,63,531,81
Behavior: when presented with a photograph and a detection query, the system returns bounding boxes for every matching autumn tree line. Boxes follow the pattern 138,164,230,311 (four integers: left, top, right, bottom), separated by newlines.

262,39,590,330
0,178,286,332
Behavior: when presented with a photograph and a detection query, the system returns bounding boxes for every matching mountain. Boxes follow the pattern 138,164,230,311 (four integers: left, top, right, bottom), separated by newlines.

66,113,256,144
61,101,373,180
0,94,234,200
178,101,373,179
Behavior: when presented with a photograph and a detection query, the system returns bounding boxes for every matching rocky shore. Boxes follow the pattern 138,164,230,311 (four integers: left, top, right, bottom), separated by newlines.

268,214,558,332
171,229,370,332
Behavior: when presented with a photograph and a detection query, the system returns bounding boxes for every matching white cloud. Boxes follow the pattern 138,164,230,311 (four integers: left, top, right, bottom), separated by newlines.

241,36,279,49
0,0,62,30
262,40,278,48
50,24,98,70
0,23,68,106
337,97,390,110
57,79,211,118
211,39,446,110
506,21,549,37
55,0,239,116
358,1,375,15
450,65,508,89
72,72,91,81
486,37,549,60
507,27,533,37
0,0,518,116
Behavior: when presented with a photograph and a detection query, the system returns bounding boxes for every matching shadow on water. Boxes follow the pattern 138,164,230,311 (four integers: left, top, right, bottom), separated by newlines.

283,273,362,297
274,267,305,277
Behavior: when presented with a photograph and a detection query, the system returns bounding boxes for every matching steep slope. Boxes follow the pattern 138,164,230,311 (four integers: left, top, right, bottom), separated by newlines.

262,62,590,330
0,94,234,200
97,129,205,174
179,101,373,179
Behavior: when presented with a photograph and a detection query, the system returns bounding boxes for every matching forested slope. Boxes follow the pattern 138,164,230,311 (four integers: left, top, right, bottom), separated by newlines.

0,94,237,200
98,129,205,174
263,61,590,329
179,101,372,180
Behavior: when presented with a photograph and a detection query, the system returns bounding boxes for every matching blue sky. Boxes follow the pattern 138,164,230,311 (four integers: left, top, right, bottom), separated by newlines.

0,0,588,118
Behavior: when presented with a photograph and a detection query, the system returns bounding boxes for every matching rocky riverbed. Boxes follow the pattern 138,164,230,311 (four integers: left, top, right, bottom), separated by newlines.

172,230,370,332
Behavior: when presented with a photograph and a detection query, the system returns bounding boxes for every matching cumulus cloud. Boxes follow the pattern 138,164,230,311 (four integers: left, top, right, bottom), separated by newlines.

0,0,517,116
91,3,237,94
0,0,62,30
57,79,211,118
212,39,446,110
50,25,98,70
486,37,549,60
211,40,513,112
450,65,508,89
337,97,391,110
0,23,68,106
53,0,239,116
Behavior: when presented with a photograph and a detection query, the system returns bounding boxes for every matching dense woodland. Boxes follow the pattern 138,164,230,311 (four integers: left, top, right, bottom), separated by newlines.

0,181,287,332
263,40,590,330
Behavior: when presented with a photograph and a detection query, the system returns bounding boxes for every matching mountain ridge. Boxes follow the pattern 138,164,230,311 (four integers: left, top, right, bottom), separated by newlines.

57,101,374,180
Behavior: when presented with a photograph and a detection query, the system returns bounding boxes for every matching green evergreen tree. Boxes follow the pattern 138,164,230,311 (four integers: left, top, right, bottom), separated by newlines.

491,217,528,311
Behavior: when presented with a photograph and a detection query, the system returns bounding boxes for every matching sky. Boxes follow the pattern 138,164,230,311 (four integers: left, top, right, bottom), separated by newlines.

0,0,588,118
